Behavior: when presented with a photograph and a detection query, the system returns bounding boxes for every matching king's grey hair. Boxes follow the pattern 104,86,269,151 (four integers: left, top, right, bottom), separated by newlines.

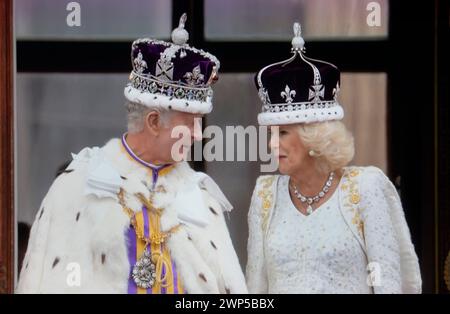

125,101,173,133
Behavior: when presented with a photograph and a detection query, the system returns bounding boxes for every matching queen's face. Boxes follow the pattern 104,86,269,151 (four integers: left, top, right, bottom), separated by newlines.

269,124,310,175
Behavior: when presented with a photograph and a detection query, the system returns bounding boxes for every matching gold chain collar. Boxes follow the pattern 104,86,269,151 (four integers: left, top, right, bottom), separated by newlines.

117,188,181,247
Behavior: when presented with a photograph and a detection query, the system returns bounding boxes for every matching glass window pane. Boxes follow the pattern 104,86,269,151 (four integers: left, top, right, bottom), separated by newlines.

16,73,128,226
15,0,171,40
205,0,388,41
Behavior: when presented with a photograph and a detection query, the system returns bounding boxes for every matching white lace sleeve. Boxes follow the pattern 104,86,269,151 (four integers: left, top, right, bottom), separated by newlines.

245,180,268,293
360,167,402,293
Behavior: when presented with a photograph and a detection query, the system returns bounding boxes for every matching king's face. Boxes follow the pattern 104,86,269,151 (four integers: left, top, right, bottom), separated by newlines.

157,111,204,163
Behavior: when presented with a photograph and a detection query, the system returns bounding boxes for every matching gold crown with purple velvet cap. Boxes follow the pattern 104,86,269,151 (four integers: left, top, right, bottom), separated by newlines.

124,13,220,114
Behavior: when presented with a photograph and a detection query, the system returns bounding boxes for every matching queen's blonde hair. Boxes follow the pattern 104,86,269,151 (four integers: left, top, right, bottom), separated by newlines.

297,120,355,174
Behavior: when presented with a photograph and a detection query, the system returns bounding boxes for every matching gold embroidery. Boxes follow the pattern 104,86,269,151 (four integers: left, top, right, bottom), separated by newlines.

341,167,364,240
350,193,360,204
351,210,365,237
349,169,360,177
257,176,276,233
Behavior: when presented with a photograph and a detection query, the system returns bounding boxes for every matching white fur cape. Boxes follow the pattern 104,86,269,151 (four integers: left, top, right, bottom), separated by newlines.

16,138,248,294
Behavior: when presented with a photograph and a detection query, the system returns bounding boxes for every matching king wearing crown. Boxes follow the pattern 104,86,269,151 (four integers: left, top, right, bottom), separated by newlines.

16,14,247,294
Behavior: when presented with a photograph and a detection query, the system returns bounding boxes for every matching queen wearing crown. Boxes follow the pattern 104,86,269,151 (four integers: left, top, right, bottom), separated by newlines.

246,23,421,294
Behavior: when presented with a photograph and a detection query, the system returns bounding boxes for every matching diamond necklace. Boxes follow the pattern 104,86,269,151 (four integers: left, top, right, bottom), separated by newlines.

290,171,335,215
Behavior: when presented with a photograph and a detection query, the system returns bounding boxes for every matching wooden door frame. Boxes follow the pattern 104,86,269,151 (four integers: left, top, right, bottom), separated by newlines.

0,0,14,294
